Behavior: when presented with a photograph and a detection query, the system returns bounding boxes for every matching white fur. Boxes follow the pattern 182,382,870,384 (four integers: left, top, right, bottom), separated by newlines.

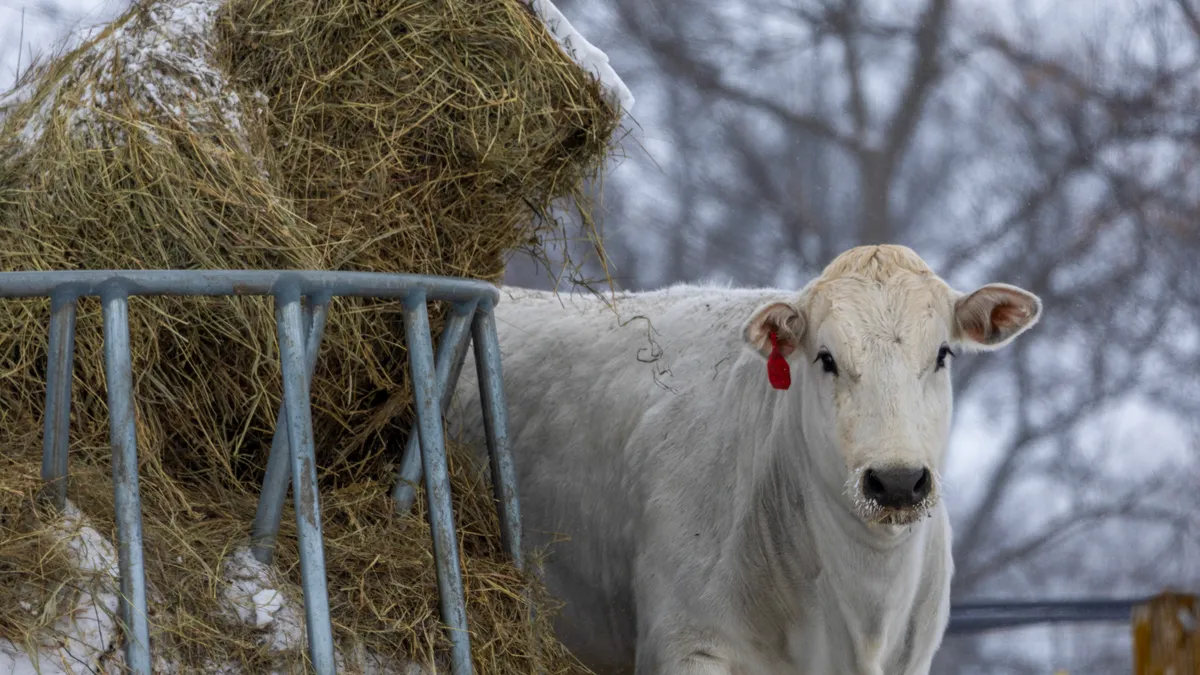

449,245,1040,675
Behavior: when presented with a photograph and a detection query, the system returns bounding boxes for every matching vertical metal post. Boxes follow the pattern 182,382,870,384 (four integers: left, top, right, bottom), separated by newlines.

392,298,478,514
100,286,152,675
403,291,474,675
274,285,336,675
253,293,331,564
472,300,524,570
472,299,543,671
41,291,78,510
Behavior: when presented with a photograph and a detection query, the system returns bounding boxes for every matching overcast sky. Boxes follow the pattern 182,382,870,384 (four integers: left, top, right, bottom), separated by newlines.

1,0,125,92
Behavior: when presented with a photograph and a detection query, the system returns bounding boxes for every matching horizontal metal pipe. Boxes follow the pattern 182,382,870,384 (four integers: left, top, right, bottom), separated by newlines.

946,598,1150,634
0,270,499,304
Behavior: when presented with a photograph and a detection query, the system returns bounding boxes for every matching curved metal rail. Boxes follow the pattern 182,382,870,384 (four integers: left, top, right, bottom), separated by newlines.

7,269,522,675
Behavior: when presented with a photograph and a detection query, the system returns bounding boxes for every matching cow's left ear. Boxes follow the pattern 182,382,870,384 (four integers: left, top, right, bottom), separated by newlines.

743,301,806,359
953,283,1042,351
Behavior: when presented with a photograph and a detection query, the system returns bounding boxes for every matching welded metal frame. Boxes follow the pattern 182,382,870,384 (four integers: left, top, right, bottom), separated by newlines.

9,269,522,675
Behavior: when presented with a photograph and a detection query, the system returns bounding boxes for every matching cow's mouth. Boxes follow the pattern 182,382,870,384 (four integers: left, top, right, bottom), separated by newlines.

860,503,936,527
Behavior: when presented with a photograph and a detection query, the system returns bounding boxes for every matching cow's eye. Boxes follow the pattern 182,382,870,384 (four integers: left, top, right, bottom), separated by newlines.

935,344,955,371
814,349,839,376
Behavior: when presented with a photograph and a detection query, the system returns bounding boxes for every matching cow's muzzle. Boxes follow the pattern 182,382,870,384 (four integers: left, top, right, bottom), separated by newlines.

861,466,932,510
845,464,939,526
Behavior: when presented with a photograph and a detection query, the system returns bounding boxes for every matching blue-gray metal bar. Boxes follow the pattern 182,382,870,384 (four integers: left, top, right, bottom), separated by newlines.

472,298,545,670
4,269,527,672
274,286,336,674
0,270,498,303
392,298,479,514
472,299,524,571
946,598,1149,634
41,291,78,510
100,286,152,675
253,293,332,565
403,291,474,675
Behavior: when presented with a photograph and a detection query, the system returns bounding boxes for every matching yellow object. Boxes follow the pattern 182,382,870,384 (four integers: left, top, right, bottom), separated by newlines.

1133,592,1200,675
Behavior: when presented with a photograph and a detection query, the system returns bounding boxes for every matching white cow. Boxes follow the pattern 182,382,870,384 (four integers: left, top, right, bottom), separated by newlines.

450,245,1041,675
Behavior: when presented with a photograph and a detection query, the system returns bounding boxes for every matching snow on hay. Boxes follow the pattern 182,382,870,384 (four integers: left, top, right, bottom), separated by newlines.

529,0,635,115
0,502,428,674
0,0,257,154
0,0,632,149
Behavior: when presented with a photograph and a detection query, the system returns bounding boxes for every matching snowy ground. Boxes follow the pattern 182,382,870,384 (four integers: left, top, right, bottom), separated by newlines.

0,501,426,675
0,502,121,675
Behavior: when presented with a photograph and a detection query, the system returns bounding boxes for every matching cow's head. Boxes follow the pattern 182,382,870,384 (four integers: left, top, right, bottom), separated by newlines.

742,245,1041,527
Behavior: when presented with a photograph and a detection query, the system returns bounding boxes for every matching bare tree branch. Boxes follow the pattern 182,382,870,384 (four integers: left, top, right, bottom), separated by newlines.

834,0,870,141
1173,0,1200,41
882,0,952,168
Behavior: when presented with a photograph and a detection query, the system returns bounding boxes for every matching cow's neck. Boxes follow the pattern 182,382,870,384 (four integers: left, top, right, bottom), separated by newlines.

733,394,934,660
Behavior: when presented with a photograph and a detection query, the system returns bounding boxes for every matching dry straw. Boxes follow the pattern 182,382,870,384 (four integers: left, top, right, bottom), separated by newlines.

0,0,619,669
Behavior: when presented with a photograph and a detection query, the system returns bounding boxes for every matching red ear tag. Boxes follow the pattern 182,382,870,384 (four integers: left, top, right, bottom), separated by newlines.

766,331,791,390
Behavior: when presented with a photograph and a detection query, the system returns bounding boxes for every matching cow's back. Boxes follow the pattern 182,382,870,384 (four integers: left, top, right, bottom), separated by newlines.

448,284,782,673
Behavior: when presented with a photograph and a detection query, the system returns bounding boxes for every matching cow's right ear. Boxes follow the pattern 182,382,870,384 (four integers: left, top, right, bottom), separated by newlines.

742,301,806,359
953,283,1041,351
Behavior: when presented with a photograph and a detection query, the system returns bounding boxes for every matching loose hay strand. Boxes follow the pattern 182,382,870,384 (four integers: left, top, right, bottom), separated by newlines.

0,0,619,670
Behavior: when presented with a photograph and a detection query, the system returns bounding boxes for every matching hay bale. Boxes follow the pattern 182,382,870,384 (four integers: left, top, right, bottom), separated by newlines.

0,0,620,669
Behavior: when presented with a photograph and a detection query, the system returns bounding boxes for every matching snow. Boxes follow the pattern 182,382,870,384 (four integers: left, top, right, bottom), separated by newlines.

2,0,630,160
251,590,285,628
528,0,635,116
0,502,427,674
0,501,121,675
219,547,304,653
2,0,260,156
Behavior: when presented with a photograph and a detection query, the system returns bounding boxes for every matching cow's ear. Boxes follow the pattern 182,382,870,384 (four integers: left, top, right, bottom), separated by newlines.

743,301,806,359
953,283,1042,351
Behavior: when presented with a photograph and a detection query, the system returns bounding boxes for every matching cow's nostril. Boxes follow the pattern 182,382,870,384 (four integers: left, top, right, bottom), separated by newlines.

863,469,887,500
862,466,932,508
912,468,932,500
